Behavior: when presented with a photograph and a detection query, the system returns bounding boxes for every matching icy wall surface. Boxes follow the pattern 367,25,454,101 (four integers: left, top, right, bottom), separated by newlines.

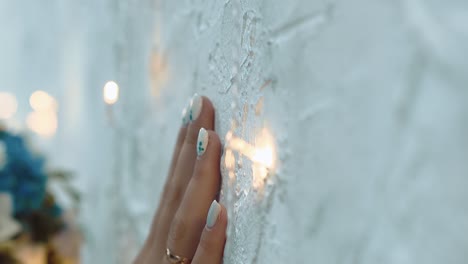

101,0,468,263
2,0,468,263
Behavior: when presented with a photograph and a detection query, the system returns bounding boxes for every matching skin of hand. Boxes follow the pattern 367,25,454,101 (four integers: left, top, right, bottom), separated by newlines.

134,95,227,264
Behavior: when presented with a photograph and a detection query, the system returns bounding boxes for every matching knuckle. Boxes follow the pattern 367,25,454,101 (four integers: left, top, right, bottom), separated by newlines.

168,214,188,244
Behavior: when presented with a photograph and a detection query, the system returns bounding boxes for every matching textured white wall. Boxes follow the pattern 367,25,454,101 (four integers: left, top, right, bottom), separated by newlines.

103,1,468,263
2,0,468,264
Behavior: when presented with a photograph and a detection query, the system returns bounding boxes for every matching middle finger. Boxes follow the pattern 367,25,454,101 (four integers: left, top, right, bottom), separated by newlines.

166,128,222,259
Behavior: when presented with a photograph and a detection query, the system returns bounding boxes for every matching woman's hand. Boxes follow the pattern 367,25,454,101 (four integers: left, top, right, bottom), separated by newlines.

134,95,227,264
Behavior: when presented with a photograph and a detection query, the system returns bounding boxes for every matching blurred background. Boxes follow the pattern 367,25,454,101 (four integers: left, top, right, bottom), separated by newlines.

0,1,118,263
1,0,468,264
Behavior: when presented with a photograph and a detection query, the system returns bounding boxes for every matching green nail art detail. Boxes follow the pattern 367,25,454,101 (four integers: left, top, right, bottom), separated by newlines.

198,141,205,153
197,128,208,156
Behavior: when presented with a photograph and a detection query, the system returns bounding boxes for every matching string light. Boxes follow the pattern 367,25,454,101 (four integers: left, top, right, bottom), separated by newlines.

225,127,277,189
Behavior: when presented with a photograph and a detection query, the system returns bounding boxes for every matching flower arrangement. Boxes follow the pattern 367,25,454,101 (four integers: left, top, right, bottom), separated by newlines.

0,129,80,263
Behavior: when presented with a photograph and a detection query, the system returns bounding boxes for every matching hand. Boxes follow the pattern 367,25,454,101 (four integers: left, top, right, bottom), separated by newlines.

134,95,227,264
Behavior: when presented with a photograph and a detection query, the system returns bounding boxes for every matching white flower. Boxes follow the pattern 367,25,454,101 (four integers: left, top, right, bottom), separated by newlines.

0,141,6,169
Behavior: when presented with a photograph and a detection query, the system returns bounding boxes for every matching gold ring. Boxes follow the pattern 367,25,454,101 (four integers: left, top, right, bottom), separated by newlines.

166,248,191,264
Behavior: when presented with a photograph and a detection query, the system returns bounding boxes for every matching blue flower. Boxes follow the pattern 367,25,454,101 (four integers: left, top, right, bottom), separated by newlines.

0,131,47,215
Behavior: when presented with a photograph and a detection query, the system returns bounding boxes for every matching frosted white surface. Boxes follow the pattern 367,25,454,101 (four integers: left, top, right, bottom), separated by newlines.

1,0,468,263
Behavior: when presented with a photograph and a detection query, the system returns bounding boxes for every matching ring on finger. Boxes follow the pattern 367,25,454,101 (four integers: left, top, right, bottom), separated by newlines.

166,248,191,264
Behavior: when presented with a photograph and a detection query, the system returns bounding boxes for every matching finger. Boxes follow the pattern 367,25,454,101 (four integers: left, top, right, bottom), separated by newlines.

192,201,227,264
166,105,192,191
154,95,215,255
147,127,188,241
152,103,191,229
167,129,222,259
134,106,189,264
156,126,187,216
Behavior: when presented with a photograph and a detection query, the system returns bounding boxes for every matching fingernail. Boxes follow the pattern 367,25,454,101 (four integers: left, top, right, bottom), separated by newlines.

206,200,221,229
189,93,203,122
197,128,208,157
181,106,189,126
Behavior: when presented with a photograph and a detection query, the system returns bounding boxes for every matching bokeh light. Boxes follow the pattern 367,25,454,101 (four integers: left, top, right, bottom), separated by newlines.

103,81,119,105
29,90,58,112
26,110,58,138
0,92,18,119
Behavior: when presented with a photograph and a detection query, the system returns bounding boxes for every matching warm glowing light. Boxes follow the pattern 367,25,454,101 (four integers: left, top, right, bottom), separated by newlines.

29,90,58,112
28,90,59,137
0,92,18,119
228,137,256,158
227,133,275,168
252,128,276,188
26,111,58,138
225,131,233,141
149,51,169,98
225,127,277,189
253,128,276,168
252,147,275,168
103,81,119,105
224,149,236,181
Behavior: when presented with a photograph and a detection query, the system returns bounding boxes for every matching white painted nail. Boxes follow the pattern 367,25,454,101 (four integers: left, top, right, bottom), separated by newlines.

181,106,189,126
189,93,203,122
206,200,221,229
197,128,208,157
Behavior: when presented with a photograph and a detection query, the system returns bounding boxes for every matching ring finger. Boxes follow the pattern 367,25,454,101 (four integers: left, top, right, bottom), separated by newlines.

165,128,222,261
